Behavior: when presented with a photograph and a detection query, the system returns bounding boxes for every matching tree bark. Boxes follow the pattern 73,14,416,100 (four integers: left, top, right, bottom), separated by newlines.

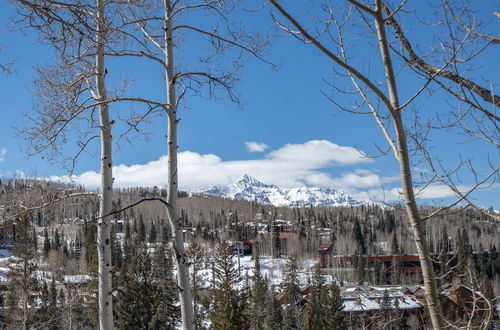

268,0,446,328
96,0,114,328
164,1,194,329
373,2,444,328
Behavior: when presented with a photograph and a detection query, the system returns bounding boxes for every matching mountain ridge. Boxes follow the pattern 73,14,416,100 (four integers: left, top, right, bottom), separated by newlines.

200,174,373,207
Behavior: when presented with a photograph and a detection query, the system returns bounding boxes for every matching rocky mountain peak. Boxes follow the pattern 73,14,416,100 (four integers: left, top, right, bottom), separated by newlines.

201,174,373,207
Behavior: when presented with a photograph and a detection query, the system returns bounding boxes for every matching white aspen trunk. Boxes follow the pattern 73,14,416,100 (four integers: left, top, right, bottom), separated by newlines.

96,0,114,328
164,1,194,329
373,2,444,328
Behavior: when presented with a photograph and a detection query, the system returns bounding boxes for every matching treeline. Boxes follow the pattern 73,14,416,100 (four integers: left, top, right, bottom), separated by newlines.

4,214,498,329
0,179,499,328
2,179,498,257
1,179,499,264
3,216,178,329
3,213,351,329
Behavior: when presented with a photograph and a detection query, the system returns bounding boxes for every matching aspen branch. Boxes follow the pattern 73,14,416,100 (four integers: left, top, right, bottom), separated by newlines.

89,197,172,224
172,25,274,67
2,191,99,222
384,6,500,111
268,0,395,116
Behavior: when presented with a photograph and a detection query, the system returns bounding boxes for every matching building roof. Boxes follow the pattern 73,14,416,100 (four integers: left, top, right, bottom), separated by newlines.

318,243,333,251
342,290,422,312
279,232,299,240
63,275,91,284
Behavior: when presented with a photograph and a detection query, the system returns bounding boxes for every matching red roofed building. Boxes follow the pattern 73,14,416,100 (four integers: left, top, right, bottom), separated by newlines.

318,243,334,267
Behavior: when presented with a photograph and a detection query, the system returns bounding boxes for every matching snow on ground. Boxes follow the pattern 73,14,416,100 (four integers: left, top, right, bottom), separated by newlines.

192,255,323,291
375,241,389,253
0,249,14,264
0,249,13,258
0,266,11,282
63,274,91,283
33,270,54,282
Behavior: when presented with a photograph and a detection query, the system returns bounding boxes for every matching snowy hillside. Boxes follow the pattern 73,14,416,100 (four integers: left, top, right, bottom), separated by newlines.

201,174,372,207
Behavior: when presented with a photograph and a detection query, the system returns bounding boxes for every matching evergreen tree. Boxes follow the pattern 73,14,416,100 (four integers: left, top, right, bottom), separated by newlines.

379,289,392,328
148,222,157,243
272,220,281,258
32,227,38,252
83,219,99,328
122,231,133,271
41,277,61,330
124,220,131,240
53,229,61,250
353,250,366,285
62,241,69,258
264,293,283,330
137,218,146,242
150,245,178,329
187,242,208,329
36,280,51,327
372,261,386,285
304,265,327,330
330,226,337,253
282,256,302,330
484,246,495,279
115,243,176,329
210,242,248,330
43,230,51,256
249,250,268,330
324,279,345,329
353,218,366,254
456,228,472,275
440,226,449,253
7,217,40,330
391,232,399,255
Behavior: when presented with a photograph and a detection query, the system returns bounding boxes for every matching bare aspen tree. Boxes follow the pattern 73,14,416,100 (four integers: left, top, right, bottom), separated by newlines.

13,1,117,328
95,0,113,328
109,2,268,328
266,1,497,328
164,2,194,325
11,0,266,327
384,2,500,223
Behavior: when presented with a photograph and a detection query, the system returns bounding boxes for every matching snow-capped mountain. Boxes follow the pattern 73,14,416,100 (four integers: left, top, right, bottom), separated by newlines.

201,174,371,207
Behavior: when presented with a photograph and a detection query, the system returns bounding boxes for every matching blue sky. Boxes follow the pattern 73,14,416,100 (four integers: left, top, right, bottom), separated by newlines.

0,1,498,207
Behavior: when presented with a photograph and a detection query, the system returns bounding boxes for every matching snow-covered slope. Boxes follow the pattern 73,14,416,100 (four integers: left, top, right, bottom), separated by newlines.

201,174,370,207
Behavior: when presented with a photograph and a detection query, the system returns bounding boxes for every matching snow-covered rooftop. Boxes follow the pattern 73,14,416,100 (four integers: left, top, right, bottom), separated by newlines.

343,290,422,312
63,275,91,284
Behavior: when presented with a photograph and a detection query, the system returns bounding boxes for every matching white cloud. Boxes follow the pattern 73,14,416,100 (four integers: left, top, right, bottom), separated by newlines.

245,141,269,152
51,139,481,203
55,140,477,203
329,170,399,189
0,148,7,162
51,140,374,190
47,141,495,203
414,184,468,199
412,166,429,173
267,140,372,166
352,183,470,203
354,187,403,203
51,137,487,204
15,169,26,178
